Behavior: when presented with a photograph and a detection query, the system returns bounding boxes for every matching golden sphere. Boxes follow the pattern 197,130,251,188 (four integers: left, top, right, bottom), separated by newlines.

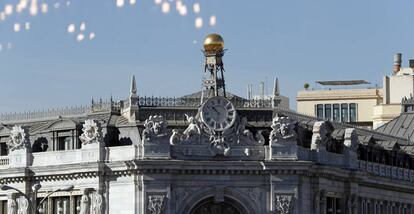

203,33,224,52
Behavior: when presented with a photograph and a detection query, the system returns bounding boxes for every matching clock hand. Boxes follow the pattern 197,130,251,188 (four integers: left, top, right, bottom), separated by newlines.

211,106,220,114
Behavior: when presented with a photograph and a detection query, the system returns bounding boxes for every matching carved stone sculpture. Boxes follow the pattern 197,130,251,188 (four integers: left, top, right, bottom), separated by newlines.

182,114,201,140
255,130,265,145
148,194,166,214
79,192,90,214
310,121,330,151
344,128,358,152
169,129,180,145
7,195,17,214
275,193,293,214
236,117,254,143
269,117,297,143
142,115,167,142
7,125,29,151
17,196,28,214
209,135,230,156
80,119,103,145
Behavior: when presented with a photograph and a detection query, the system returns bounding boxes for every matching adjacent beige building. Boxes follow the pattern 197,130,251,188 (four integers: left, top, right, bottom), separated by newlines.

373,53,414,129
297,81,383,128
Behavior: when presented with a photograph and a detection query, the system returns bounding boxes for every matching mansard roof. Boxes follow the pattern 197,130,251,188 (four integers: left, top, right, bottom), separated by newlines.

376,113,414,142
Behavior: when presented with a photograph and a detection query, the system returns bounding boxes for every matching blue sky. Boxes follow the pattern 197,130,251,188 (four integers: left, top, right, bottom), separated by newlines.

1,0,414,113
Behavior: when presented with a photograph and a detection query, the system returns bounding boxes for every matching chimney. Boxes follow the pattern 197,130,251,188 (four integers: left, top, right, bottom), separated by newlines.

393,53,402,74
409,59,414,69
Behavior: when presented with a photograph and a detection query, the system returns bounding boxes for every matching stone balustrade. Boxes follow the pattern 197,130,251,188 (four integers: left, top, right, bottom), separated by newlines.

0,156,9,168
359,161,414,182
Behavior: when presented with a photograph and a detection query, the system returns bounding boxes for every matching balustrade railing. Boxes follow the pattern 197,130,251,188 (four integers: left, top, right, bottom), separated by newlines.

0,156,9,166
359,161,414,182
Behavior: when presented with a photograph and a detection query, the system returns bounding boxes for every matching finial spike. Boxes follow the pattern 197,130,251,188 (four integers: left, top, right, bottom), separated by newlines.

273,77,280,96
131,75,137,96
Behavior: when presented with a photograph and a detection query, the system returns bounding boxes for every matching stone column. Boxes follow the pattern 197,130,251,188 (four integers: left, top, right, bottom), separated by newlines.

344,128,358,169
320,191,327,214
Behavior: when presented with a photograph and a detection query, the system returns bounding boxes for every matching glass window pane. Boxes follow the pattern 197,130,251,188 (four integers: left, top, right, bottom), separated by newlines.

341,103,348,122
349,103,357,122
333,104,340,122
324,104,332,120
316,104,324,119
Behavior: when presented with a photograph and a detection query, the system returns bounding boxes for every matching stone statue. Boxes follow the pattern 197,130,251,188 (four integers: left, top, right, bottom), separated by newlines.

310,121,330,151
344,128,358,152
79,119,102,145
169,129,180,145
142,115,167,142
209,135,230,156
148,195,165,214
7,196,17,214
182,114,200,140
17,196,28,214
79,194,90,214
269,116,297,142
237,117,254,143
255,130,265,145
7,125,29,151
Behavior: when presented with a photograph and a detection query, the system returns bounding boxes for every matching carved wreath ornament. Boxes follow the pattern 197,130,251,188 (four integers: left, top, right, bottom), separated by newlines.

80,120,102,145
7,125,29,151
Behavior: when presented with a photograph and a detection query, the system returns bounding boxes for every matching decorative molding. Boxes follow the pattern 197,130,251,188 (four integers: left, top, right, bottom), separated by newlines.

80,119,103,145
7,126,30,151
148,194,166,214
275,193,294,214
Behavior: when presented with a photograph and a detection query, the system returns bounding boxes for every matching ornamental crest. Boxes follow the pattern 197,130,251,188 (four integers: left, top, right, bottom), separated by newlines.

7,125,29,151
275,193,293,214
143,115,167,142
80,119,102,145
148,194,166,214
270,116,297,142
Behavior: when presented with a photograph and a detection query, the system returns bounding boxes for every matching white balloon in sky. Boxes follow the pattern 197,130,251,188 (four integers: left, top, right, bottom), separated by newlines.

67,24,75,33
13,23,21,32
25,22,30,30
0,12,5,21
178,5,187,16
41,3,48,13
154,0,162,5
4,4,13,16
193,3,200,14
176,1,182,10
161,2,170,14
30,0,38,16
89,32,96,40
130,0,136,5
80,22,86,31
195,17,203,29
209,15,216,26
116,0,125,8
77,34,85,42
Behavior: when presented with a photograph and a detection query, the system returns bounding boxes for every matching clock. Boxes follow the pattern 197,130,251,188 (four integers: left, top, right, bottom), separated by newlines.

200,96,236,131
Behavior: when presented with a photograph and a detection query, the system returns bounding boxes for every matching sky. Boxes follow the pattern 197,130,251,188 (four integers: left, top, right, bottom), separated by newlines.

1,0,414,113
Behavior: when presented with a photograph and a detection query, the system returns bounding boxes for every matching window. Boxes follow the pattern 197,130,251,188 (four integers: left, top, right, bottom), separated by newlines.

349,103,357,122
0,200,6,214
316,104,324,119
326,197,342,214
341,103,348,122
324,104,332,120
52,196,71,214
0,142,8,156
333,104,340,122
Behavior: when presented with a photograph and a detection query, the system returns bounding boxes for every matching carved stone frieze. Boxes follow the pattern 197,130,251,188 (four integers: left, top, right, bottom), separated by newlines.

80,119,103,145
142,115,168,143
148,194,166,214
7,126,30,151
275,193,293,214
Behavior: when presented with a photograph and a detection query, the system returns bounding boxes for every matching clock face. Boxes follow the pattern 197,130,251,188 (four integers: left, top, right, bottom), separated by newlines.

200,96,236,131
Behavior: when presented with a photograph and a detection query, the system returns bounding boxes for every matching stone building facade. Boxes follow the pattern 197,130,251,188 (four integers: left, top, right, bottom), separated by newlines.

1,35,414,214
